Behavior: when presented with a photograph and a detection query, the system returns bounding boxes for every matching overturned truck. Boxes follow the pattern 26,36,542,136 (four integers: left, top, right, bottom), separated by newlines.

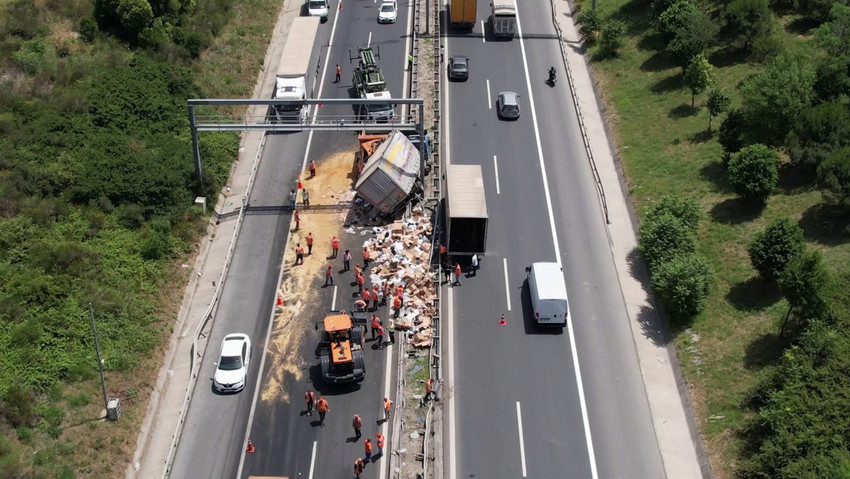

354,130,422,216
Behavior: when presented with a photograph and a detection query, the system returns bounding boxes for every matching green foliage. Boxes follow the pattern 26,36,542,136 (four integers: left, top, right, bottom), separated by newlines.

651,253,713,321
1,0,47,39
723,0,773,51
813,56,850,103
739,53,816,146
0,384,37,428
599,19,627,57
647,194,703,231
117,0,154,38
796,0,842,23
656,0,697,40
748,217,806,280
818,146,850,205
639,212,697,269
727,143,779,202
683,53,715,107
12,39,58,76
814,4,850,57
652,0,689,15
780,249,832,322
706,89,731,131
577,9,602,45
665,8,718,67
750,33,783,63
786,101,850,172
719,108,748,157
79,16,100,43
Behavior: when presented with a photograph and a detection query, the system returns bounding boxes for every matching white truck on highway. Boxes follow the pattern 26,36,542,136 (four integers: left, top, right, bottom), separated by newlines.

490,0,517,38
271,17,320,123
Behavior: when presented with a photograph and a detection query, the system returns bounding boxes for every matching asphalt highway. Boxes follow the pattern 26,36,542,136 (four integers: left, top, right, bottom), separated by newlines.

444,0,666,478
170,1,412,478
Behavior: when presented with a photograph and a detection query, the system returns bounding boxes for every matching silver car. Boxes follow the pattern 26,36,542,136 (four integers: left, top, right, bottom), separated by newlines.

496,91,520,120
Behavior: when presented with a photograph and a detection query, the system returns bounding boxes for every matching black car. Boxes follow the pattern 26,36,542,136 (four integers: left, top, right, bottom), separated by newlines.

448,56,469,81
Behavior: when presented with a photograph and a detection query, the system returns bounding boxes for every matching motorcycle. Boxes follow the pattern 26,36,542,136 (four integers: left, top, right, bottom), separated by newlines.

548,67,557,86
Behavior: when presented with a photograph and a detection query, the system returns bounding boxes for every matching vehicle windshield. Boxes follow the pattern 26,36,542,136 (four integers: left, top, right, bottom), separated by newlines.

309,0,325,8
219,355,243,371
453,63,468,71
367,104,392,112
503,105,518,113
381,4,394,12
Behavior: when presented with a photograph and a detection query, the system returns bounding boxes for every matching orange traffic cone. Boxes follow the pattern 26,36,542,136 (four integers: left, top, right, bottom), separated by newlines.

499,314,506,326
276,295,283,307
246,440,255,453
338,0,342,9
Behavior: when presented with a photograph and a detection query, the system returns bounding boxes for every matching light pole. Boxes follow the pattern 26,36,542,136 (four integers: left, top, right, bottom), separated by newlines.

89,303,109,411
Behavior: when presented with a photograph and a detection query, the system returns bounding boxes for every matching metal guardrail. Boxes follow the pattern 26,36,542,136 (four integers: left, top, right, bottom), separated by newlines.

548,1,610,225
161,132,268,478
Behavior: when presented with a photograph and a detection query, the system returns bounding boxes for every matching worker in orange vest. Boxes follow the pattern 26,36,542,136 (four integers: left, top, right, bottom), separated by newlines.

370,314,381,340
376,323,386,348
383,397,393,422
306,232,314,255
362,288,371,306
354,262,362,276
352,414,363,439
393,295,402,318
454,262,462,286
316,396,329,426
425,378,439,401
295,243,304,265
335,64,342,83
376,432,385,456
325,264,334,287
364,437,373,463
371,285,380,310
396,285,404,307
363,247,371,267
331,236,340,258
305,389,316,416
356,272,365,293
309,159,317,178
293,209,300,231
353,457,365,478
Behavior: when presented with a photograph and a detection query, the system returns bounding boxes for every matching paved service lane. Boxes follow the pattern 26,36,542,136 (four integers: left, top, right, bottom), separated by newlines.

445,0,666,477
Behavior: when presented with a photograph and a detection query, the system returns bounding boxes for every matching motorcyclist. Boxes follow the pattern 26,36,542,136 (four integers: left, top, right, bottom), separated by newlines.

548,66,557,83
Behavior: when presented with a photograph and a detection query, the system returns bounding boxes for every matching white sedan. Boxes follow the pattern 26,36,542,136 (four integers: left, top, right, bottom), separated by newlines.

213,333,252,393
378,0,398,23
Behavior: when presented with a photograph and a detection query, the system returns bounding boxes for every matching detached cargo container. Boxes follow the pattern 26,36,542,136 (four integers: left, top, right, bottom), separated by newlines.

450,0,477,28
446,164,488,255
354,130,421,215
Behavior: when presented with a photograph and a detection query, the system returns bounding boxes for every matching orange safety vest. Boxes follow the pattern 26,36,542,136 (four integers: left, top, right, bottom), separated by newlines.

363,289,371,302
306,234,313,246
440,244,447,254
397,286,403,297
296,246,304,255
326,266,333,277
376,433,384,449
356,274,365,286
384,398,392,411
317,398,328,412
365,440,372,454
425,379,434,392
305,391,315,403
455,264,462,276
393,296,401,309
363,248,370,260
371,316,381,329
372,286,380,298
331,237,339,249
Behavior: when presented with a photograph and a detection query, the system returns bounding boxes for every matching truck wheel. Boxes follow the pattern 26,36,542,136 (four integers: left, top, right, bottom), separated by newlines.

351,326,363,347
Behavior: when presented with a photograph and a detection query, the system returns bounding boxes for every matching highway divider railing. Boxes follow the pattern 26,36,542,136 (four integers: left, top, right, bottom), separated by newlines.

162,132,268,479
548,0,610,225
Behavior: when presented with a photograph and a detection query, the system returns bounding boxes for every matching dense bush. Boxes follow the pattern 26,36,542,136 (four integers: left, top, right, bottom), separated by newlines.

747,217,806,280
599,19,627,57
646,194,702,232
719,108,748,158
785,101,850,172
723,0,773,51
639,212,696,269
706,89,731,131
727,143,779,202
656,0,698,40
665,9,718,67
818,146,850,205
651,253,713,320
577,9,602,45
780,249,833,325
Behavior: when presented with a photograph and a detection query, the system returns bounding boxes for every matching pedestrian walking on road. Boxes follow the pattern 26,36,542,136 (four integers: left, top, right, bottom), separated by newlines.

293,209,300,231
440,45,445,62
325,264,334,287
424,378,439,401
387,319,395,344
407,52,413,69
383,397,393,422
302,188,310,209
352,414,363,439
393,295,402,318
356,272,365,294
316,396,329,426
288,189,297,210
370,314,381,340
353,457,365,478
362,288,372,307
335,64,341,83
363,247,371,267
381,282,390,306
371,285,380,310
453,262,462,286
331,236,340,258
309,159,317,178
354,262,362,277
295,243,304,265
376,324,386,348
471,253,479,276
376,432,385,457
343,249,351,271
305,390,316,416
306,233,314,255
364,437,373,463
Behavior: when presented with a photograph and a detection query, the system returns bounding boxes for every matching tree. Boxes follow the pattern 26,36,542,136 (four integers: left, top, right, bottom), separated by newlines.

748,217,806,281
577,9,602,46
706,89,730,131
117,0,154,39
813,56,850,103
814,4,850,57
656,0,698,40
599,19,627,57
739,53,816,145
727,144,779,202
785,101,850,171
798,0,843,23
779,249,832,335
818,146,850,206
723,0,773,51
683,53,715,107
647,194,702,232
719,108,747,158
651,253,713,321
665,9,718,67
638,212,696,270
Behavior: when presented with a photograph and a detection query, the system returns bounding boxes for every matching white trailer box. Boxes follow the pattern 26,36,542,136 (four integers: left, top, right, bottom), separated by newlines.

272,17,320,123
354,130,421,214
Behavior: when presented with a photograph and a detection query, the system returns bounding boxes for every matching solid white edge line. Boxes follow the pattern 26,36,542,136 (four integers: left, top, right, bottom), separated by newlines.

447,287,457,479
493,155,501,195
516,401,528,477
308,440,318,479
481,19,486,42
514,7,599,479
400,0,414,119
379,320,393,479
368,31,373,46
486,79,492,109
502,257,511,311
236,7,342,479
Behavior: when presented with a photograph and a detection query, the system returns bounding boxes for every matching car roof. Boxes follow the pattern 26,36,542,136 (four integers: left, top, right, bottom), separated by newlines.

499,91,519,103
221,333,248,356
450,56,468,63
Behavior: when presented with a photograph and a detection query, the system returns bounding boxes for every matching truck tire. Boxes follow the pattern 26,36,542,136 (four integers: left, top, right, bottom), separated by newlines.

351,326,363,347
352,350,366,382
320,355,331,383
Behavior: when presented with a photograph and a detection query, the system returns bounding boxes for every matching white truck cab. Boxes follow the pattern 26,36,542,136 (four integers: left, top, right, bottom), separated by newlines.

526,262,569,327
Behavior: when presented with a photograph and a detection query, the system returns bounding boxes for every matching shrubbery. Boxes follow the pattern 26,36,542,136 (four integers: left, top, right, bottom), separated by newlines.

651,253,713,321
727,143,779,202
748,217,806,281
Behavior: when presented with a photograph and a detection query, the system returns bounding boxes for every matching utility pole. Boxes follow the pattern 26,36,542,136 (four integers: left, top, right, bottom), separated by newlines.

89,303,109,411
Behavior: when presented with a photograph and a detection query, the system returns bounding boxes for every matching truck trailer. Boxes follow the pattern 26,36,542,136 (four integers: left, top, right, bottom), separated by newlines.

271,17,320,123
491,0,517,38
450,0,477,29
446,164,488,255
354,130,421,215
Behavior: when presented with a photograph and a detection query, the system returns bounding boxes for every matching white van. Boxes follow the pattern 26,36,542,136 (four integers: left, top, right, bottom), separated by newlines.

527,262,569,327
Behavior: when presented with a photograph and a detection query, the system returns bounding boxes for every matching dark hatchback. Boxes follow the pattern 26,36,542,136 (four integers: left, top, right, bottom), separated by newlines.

448,55,469,81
